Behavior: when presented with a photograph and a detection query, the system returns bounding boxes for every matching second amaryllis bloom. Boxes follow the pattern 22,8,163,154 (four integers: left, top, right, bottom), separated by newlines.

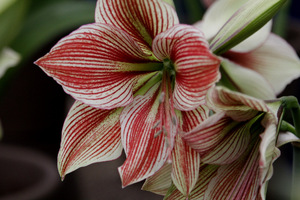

143,86,300,199
35,0,220,190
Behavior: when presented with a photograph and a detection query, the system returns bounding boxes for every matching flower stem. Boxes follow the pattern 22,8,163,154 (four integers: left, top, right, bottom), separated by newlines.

280,96,300,200
280,120,296,135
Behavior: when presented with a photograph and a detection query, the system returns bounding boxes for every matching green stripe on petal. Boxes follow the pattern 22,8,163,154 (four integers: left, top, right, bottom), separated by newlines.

95,0,179,51
58,101,123,179
171,135,200,197
210,0,287,55
119,82,170,186
35,23,158,109
142,162,172,196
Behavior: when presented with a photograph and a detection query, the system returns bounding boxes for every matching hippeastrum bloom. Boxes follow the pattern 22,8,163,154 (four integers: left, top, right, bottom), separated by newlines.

34,0,292,197
196,0,300,100
35,0,221,190
143,86,300,199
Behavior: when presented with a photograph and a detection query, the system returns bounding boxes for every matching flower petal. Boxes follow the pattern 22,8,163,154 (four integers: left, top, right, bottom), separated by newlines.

231,21,272,53
0,47,20,78
221,58,276,99
210,0,286,55
164,164,219,200
142,162,172,196
277,132,300,147
184,112,253,165
201,0,247,40
171,135,200,196
259,114,281,199
58,101,122,178
95,0,179,51
180,105,210,132
207,86,270,121
152,24,220,111
35,23,159,109
119,82,170,186
204,140,261,200
224,33,300,95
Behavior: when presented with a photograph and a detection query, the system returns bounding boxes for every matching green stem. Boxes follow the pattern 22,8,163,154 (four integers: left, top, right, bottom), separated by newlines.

280,120,296,134
272,0,291,38
280,96,300,200
281,96,300,138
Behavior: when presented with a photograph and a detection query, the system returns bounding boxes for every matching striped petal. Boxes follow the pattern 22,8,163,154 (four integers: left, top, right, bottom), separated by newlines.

164,164,219,200
259,114,281,199
171,135,200,196
58,101,123,178
207,86,270,121
204,141,261,200
119,83,170,186
95,0,179,51
142,162,172,196
152,25,220,111
35,23,159,109
184,112,252,165
223,33,300,96
180,105,209,132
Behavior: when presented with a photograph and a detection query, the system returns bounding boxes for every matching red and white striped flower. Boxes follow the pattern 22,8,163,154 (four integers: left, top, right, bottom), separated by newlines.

35,0,220,192
196,0,300,99
144,86,300,199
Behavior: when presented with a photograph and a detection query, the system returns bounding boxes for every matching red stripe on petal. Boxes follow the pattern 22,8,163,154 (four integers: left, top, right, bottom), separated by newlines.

35,23,157,109
171,135,200,196
119,83,169,186
204,140,261,200
207,87,270,121
152,25,220,111
95,0,179,51
58,101,122,178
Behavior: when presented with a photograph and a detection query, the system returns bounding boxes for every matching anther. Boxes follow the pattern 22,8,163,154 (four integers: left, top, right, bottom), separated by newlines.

162,126,168,136
159,92,165,104
152,120,161,129
171,115,177,125
154,130,163,138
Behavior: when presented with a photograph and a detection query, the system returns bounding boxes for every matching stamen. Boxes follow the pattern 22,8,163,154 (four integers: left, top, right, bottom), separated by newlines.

154,130,163,138
162,126,168,136
152,120,161,129
171,115,177,125
164,136,169,147
159,92,165,103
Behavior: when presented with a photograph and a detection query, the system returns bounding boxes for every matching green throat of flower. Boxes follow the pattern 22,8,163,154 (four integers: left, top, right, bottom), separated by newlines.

163,58,176,91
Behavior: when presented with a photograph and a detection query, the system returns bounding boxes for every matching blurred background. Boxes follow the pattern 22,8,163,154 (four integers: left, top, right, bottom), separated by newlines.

0,0,299,199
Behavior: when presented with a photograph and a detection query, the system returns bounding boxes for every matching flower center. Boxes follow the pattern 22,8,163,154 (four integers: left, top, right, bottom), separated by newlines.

163,58,176,91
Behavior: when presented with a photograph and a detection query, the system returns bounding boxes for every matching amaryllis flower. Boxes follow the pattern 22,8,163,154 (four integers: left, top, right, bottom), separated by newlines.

35,0,220,190
143,86,300,199
196,0,300,99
